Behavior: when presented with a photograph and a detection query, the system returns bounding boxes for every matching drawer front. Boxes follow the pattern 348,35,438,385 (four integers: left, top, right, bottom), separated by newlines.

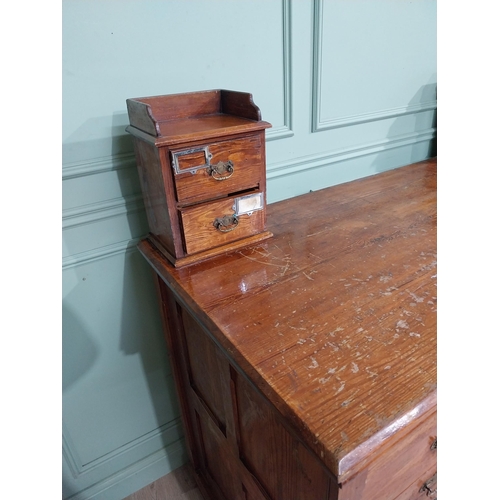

394,470,437,500
340,411,437,500
180,192,265,255
171,134,264,204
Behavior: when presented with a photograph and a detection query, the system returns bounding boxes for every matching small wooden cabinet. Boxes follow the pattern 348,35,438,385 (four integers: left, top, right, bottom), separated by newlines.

138,159,437,500
126,89,272,268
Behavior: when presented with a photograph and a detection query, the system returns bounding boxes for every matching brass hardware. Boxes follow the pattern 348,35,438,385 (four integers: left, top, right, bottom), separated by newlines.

213,214,239,232
430,438,437,451
233,192,264,216
419,472,437,498
207,160,234,180
171,146,211,175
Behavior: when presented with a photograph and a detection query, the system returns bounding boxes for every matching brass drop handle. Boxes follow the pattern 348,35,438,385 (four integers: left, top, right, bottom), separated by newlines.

419,472,437,498
213,214,239,232
207,160,234,181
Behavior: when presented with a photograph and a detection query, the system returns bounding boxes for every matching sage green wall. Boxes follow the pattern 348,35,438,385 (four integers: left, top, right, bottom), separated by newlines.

62,1,436,498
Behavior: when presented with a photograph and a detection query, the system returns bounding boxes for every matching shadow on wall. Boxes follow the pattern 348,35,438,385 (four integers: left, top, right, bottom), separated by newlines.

62,304,99,499
117,210,182,452
62,304,99,392
63,112,134,164
112,111,149,243
108,110,185,455
62,112,148,262
372,80,437,175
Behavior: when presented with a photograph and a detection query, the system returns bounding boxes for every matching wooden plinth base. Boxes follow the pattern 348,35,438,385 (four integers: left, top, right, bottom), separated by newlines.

147,231,273,268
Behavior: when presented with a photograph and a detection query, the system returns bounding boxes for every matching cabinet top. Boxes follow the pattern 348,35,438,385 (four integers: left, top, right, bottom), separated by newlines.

126,89,271,146
139,158,437,479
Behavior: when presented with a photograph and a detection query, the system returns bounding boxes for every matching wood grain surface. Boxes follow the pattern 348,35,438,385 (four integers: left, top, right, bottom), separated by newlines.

172,134,264,205
139,158,437,483
126,89,271,146
127,89,272,267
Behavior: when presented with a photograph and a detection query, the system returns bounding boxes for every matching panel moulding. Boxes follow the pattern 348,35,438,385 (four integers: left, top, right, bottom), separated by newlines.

62,194,145,230
63,438,187,500
62,238,142,269
62,153,137,180
62,128,435,270
266,0,293,141
63,416,183,478
311,0,436,133
62,1,292,184
61,0,292,246
313,102,437,132
267,128,436,180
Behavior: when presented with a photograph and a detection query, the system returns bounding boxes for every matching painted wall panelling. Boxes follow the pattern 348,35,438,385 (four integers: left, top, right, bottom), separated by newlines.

62,250,187,499
62,1,436,498
63,2,295,499
311,0,437,132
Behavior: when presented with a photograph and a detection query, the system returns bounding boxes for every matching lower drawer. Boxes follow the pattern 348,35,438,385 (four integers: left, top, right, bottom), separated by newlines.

180,192,265,255
394,470,437,500
340,410,437,500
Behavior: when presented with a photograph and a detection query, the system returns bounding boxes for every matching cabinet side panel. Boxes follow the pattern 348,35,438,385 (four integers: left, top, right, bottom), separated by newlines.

181,309,229,433
156,279,200,467
158,280,335,500
133,139,178,256
220,90,262,121
233,370,331,500
258,130,268,228
126,100,159,136
165,298,244,499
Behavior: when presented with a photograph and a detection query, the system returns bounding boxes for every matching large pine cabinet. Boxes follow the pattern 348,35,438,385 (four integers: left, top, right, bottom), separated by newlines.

138,159,437,500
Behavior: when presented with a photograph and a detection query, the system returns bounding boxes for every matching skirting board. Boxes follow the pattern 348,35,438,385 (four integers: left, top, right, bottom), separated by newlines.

63,439,188,500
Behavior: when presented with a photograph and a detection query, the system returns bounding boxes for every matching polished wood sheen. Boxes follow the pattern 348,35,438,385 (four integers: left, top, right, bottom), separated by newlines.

126,89,272,267
180,194,266,255
139,159,437,500
171,135,264,204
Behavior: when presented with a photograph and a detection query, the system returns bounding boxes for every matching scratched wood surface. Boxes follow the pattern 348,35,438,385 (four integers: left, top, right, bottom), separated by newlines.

139,158,437,481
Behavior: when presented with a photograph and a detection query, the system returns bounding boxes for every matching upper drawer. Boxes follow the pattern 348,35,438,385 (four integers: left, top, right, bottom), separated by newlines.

170,134,264,205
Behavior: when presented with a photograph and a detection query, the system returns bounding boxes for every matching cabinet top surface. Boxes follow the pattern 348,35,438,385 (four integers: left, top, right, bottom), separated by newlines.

139,158,437,476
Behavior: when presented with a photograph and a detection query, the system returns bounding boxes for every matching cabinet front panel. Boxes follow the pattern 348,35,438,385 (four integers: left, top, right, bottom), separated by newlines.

175,302,334,500
194,409,242,500
233,370,332,500
180,194,265,255
393,468,437,500
171,134,263,205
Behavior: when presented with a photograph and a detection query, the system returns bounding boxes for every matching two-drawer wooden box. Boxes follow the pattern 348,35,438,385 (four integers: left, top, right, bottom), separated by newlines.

126,89,273,267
